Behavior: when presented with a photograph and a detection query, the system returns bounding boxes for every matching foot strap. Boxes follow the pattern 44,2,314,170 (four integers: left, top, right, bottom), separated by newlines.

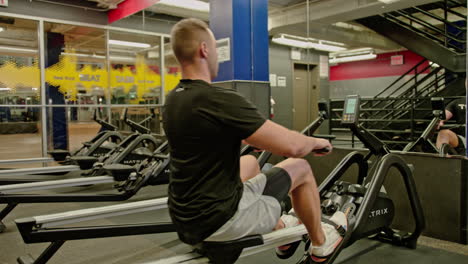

321,218,346,237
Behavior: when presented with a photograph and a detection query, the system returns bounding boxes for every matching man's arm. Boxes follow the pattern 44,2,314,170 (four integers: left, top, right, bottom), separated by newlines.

244,120,331,158
445,109,454,121
438,110,454,129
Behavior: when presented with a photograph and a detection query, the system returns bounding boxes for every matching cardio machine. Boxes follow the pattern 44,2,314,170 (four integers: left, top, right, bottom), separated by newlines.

13,103,332,264
144,95,425,264
403,97,463,156
47,109,124,164
0,110,165,233
72,108,162,176
0,109,157,185
0,140,169,234
0,109,124,183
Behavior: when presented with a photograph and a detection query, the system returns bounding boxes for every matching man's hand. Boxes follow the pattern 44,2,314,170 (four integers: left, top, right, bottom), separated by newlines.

437,120,445,130
312,138,333,156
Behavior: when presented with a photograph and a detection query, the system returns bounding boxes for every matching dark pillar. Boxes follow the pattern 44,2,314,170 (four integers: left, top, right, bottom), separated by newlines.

45,33,68,150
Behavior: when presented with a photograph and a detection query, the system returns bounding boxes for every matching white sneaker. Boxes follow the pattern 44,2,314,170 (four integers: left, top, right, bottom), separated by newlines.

309,211,347,262
275,214,301,259
281,214,300,228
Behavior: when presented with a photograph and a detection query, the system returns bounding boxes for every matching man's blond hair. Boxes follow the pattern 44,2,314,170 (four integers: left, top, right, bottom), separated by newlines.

171,18,211,64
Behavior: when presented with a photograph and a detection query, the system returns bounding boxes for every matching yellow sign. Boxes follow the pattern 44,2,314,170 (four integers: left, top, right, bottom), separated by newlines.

0,49,181,101
0,61,40,94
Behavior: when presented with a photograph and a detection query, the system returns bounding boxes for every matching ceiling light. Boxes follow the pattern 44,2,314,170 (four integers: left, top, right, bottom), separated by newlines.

309,42,347,52
0,27,4,33
272,34,346,52
109,39,151,48
330,48,375,58
272,36,311,49
0,88,11,91
0,46,37,53
62,52,106,59
329,54,377,64
378,0,400,4
157,0,209,12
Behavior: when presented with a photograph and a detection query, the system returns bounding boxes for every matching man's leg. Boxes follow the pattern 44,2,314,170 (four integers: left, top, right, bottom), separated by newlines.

240,155,260,182
273,158,325,246
436,129,459,149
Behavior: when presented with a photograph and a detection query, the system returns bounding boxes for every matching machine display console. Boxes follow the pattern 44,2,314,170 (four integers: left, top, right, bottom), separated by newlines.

341,95,360,125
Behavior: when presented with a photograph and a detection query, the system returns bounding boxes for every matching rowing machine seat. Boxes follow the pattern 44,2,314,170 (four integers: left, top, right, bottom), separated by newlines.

195,235,264,264
71,156,98,170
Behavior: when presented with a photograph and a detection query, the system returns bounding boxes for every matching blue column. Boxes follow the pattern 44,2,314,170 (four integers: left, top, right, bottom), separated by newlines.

210,0,269,82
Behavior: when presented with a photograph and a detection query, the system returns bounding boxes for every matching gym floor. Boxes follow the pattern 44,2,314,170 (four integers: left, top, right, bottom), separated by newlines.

0,182,467,264
0,126,467,263
0,122,100,168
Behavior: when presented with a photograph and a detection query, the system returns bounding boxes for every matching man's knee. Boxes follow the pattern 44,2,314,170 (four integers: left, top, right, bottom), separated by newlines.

275,158,314,184
439,129,452,137
245,154,259,165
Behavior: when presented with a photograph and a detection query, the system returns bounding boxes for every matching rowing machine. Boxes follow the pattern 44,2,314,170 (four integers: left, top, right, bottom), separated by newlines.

146,95,424,264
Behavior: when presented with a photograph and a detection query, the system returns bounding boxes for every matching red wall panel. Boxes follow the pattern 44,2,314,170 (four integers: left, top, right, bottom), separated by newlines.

108,0,160,24
330,50,430,81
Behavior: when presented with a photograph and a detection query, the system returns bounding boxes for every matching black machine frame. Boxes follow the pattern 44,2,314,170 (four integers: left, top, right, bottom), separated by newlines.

143,95,425,264
0,141,170,234
13,103,334,264
403,97,463,156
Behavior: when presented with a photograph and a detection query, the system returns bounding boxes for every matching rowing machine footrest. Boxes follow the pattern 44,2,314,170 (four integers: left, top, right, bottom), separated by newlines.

17,255,34,264
196,235,263,264
83,141,93,147
71,156,98,170
47,149,70,161
104,164,136,181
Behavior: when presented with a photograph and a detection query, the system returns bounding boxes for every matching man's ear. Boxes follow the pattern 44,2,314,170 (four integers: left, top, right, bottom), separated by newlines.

200,41,209,58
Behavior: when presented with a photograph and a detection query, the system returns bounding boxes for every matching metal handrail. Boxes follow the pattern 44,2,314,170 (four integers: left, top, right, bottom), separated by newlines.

385,14,466,52
382,0,467,53
371,59,428,98
329,95,465,149
412,6,466,31
365,66,442,122
394,10,465,43
435,2,467,20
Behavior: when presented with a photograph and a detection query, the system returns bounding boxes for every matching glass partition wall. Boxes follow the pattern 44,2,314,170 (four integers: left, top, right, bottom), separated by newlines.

0,17,42,161
0,14,173,161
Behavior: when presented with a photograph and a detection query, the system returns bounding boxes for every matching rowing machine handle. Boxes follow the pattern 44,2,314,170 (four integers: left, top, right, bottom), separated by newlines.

312,147,330,154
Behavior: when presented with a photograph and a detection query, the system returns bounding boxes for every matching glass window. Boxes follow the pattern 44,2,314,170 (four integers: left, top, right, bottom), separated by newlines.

109,31,162,105
0,106,42,163
0,17,40,105
44,22,107,105
0,17,42,163
163,37,182,96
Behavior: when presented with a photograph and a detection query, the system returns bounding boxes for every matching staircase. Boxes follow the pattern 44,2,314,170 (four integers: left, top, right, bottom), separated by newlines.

329,62,462,149
330,1,466,149
357,0,466,73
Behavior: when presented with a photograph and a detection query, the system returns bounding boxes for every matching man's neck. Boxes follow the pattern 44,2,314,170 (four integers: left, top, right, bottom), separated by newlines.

181,63,211,84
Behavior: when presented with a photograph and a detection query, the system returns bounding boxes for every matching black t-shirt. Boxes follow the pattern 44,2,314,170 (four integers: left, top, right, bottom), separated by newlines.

162,79,266,245
446,98,466,135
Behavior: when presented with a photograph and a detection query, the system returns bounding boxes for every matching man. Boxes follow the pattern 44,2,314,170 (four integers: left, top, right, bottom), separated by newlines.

162,18,346,262
436,97,466,154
